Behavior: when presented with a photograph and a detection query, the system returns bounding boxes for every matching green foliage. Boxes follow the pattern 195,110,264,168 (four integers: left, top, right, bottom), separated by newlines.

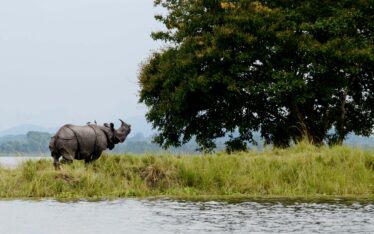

139,0,374,151
0,144,373,200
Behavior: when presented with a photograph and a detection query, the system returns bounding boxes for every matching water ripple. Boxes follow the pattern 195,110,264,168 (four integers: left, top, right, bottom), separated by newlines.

0,199,373,234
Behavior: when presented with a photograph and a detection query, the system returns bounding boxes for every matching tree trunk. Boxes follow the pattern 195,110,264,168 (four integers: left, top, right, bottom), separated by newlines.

336,87,349,145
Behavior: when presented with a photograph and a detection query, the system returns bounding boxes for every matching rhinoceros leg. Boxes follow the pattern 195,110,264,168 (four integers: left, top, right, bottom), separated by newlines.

90,151,102,162
60,158,73,164
84,155,95,164
84,153,98,164
61,151,75,164
52,154,61,170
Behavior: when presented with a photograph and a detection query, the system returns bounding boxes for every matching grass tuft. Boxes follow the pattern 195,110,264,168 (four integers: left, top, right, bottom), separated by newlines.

0,144,373,200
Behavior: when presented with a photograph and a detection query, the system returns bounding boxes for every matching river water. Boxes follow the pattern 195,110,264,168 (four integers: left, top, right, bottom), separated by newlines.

0,156,49,168
0,157,373,233
0,199,373,233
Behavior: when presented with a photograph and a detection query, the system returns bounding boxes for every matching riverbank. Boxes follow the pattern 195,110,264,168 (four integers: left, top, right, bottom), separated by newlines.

0,143,373,200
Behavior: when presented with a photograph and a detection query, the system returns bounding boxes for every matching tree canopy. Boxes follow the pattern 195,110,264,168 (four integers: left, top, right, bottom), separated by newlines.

139,0,374,151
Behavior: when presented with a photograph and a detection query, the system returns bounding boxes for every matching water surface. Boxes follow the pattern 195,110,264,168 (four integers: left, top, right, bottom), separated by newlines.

0,156,48,168
0,199,372,233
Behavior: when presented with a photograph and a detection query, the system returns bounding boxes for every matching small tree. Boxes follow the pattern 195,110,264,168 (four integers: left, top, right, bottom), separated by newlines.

139,0,374,151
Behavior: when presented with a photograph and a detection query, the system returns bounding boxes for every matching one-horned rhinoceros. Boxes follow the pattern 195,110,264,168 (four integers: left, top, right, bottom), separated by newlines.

49,119,131,169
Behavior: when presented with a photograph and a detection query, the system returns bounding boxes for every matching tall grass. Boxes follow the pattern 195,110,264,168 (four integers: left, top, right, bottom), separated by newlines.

0,143,373,200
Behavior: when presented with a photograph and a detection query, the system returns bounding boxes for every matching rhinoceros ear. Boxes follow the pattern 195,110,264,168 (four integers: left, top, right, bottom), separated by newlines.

110,122,115,131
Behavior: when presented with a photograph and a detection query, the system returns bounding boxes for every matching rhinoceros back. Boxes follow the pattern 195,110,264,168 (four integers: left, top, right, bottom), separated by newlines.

50,125,99,160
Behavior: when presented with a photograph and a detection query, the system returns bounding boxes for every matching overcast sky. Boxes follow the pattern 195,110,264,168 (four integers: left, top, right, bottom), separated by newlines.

0,0,164,131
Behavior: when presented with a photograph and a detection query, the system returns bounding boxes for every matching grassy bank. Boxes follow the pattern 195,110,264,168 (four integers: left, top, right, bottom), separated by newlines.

0,143,373,200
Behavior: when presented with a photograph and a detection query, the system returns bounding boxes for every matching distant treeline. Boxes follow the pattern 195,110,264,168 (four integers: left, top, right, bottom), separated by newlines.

0,131,372,155
0,131,51,155
0,131,219,155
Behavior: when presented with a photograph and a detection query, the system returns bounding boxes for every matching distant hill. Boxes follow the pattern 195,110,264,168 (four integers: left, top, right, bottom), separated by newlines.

0,134,27,144
0,124,56,137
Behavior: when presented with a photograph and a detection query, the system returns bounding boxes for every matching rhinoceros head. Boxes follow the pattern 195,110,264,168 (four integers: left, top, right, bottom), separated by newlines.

112,119,131,143
103,119,131,146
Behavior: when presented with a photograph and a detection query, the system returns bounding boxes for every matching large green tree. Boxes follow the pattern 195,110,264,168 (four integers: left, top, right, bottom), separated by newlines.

139,0,374,151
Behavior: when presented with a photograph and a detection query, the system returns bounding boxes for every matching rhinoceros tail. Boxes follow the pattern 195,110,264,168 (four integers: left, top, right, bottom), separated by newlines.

49,136,58,156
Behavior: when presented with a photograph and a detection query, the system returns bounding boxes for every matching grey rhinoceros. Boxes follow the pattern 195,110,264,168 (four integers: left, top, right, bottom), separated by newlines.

49,119,131,169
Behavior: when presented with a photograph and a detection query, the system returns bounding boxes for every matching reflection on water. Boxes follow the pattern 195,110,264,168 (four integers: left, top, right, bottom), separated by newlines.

0,199,373,234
